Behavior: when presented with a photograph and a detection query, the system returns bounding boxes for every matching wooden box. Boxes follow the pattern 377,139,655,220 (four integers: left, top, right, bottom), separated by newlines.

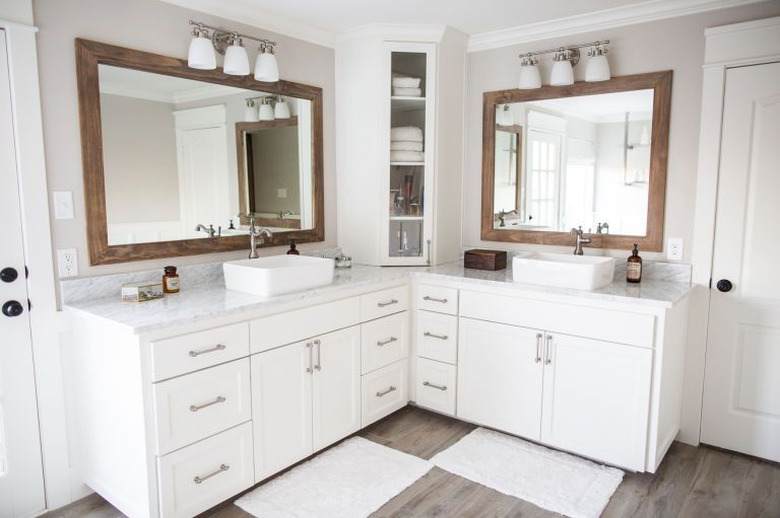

464,249,507,271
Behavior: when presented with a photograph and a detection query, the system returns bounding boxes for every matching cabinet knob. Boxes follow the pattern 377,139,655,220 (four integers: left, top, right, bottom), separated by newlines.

716,279,733,293
2,300,24,317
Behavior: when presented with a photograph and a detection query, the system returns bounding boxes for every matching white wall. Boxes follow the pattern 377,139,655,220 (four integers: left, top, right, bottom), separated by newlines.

463,1,780,262
33,0,336,278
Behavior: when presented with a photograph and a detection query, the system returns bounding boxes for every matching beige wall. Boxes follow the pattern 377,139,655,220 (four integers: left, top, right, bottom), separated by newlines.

463,1,780,261
33,0,336,278
251,126,301,214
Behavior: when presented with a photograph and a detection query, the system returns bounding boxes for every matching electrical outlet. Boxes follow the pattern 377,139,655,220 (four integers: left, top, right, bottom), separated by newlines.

667,238,683,261
57,249,78,278
52,191,75,220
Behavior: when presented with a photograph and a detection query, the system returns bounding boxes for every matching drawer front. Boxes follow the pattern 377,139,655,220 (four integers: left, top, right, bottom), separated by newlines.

417,311,458,364
362,312,409,374
361,359,408,427
416,358,457,416
459,290,655,348
360,286,409,322
153,359,251,455
150,323,249,382
417,285,458,315
250,297,360,354
158,422,254,518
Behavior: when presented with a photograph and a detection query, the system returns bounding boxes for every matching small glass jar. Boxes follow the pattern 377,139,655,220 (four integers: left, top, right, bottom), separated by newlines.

163,266,180,293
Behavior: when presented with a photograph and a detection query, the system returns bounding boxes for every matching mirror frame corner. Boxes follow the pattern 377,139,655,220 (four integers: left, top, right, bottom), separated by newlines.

480,70,672,252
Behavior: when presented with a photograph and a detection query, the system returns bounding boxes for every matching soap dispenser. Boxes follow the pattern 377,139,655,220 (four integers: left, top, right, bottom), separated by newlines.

287,240,300,255
627,244,642,283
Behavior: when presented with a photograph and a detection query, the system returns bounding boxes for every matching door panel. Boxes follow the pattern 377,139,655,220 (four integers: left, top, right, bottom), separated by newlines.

701,62,780,462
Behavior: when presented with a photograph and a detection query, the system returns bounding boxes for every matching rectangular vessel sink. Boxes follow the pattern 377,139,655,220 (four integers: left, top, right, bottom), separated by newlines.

223,255,335,297
512,252,616,290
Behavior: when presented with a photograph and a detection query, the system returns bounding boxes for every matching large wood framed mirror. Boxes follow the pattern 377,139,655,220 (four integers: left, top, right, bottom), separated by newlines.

76,39,324,265
481,71,672,251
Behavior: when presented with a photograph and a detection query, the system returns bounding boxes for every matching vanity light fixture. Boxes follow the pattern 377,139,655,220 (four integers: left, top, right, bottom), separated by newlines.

187,20,278,81
244,98,259,122
274,97,291,119
258,97,275,121
517,40,610,89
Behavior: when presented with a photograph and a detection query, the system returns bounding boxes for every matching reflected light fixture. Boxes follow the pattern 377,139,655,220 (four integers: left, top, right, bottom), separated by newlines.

518,55,541,89
274,96,291,119
258,97,275,121
187,20,279,82
517,39,610,89
244,98,258,122
585,42,610,82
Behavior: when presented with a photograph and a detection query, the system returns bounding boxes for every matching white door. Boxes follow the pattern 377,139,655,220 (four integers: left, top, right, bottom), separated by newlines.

0,29,46,518
457,318,543,439
312,327,361,451
701,62,780,462
540,333,651,471
250,341,312,481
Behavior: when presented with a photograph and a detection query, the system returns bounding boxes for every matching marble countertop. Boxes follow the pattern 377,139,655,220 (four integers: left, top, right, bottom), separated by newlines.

64,261,691,335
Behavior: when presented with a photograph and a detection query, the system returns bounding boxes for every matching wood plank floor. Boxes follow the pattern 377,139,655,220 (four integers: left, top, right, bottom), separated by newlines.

43,406,780,518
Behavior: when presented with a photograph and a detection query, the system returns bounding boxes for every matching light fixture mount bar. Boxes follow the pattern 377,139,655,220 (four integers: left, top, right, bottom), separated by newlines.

518,39,609,59
189,19,277,51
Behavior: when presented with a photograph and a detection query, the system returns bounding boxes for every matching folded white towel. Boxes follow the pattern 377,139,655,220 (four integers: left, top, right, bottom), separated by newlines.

393,87,422,97
391,126,423,142
392,75,421,88
390,150,424,162
390,141,424,152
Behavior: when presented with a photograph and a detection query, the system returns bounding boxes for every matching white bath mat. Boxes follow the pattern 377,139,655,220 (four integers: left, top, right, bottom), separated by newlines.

430,428,623,518
236,436,432,518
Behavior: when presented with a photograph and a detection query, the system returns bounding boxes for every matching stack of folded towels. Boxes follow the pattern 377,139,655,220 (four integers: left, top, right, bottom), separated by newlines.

391,126,424,162
392,74,422,97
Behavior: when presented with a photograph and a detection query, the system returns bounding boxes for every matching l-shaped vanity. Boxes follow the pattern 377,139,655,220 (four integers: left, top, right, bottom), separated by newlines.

65,262,690,518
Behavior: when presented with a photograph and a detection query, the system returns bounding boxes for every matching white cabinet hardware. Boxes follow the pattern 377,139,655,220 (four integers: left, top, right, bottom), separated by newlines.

189,344,226,358
189,396,226,413
535,333,543,363
305,342,313,373
193,464,229,484
377,337,398,346
423,381,447,391
423,331,448,340
545,334,553,365
377,299,398,308
314,339,322,371
423,296,448,304
376,385,397,397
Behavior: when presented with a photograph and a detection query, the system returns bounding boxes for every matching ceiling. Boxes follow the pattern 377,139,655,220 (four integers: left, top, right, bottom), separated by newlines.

162,0,763,49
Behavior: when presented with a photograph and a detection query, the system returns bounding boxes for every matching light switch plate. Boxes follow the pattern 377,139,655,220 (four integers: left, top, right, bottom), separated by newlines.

57,249,78,278
53,191,75,220
277,188,287,198
667,238,683,261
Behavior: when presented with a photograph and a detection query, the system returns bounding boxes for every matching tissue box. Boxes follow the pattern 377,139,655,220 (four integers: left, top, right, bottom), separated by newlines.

464,249,507,271
121,281,164,302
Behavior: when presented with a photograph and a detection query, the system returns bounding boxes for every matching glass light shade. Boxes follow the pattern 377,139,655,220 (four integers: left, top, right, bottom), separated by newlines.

244,103,258,122
274,98,291,119
187,35,216,70
224,42,250,76
496,106,514,126
518,64,541,89
258,102,275,121
550,60,574,86
585,54,610,82
254,49,280,82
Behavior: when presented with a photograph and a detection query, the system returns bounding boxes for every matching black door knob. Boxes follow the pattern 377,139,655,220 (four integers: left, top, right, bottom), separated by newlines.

2,300,24,317
0,267,18,283
716,279,733,293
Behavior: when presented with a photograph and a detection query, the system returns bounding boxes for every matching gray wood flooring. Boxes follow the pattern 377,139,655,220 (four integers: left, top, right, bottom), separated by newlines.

42,406,780,518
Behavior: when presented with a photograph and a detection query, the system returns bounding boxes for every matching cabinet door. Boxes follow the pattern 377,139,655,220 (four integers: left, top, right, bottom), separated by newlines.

251,341,313,482
457,318,543,440
540,333,652,471
312,327,362,451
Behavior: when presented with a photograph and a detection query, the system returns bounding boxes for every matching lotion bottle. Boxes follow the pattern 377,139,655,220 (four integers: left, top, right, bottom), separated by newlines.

627,244,642,283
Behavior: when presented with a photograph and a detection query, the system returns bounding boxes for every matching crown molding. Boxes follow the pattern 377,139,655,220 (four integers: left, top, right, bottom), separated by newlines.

160,0,336,48
467,0,767,52
336,23,448,44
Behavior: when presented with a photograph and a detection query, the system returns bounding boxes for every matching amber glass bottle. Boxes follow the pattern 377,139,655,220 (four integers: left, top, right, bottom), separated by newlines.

626,244,642,283
163,266,180,293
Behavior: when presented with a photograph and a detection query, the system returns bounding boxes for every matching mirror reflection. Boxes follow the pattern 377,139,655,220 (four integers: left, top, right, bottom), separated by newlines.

492,89,654,236
98,64,313,246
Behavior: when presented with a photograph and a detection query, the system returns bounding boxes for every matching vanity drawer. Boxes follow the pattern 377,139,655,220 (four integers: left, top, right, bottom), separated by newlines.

360,285,409,322
157,421,254,518
459,290,655,348
417,285,458,315
362,312,408,374
153,359,251,455
417,311,458,364
416,358,457,416
150,323,249,382
250,297,360,354
361,359,408,427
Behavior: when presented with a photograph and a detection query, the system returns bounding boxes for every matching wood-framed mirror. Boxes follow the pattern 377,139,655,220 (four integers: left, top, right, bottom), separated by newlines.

76,38,324,265
481,71,672,251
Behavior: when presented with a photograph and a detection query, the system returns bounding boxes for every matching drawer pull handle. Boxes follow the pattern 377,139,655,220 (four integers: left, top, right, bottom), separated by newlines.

423,381,447,391
189,396,226,412
545,335,553,365
376,385,397,398
423,332,448,341
423,296,448,304
535,333,543,363
306,342,313,374
193,464,230,484
189,344,226,358
314,339,322,371
377,337,398,347
377,299,399,308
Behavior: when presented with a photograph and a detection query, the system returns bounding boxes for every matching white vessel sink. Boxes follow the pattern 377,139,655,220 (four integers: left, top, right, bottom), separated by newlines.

512,252,616,290
223,255,335,297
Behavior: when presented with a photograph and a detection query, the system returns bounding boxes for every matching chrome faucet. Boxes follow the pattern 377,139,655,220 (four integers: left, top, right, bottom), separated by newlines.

571,226,592,255
596,222,610,234
277,210,294,219
240,213,274,258
195,223,220,238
